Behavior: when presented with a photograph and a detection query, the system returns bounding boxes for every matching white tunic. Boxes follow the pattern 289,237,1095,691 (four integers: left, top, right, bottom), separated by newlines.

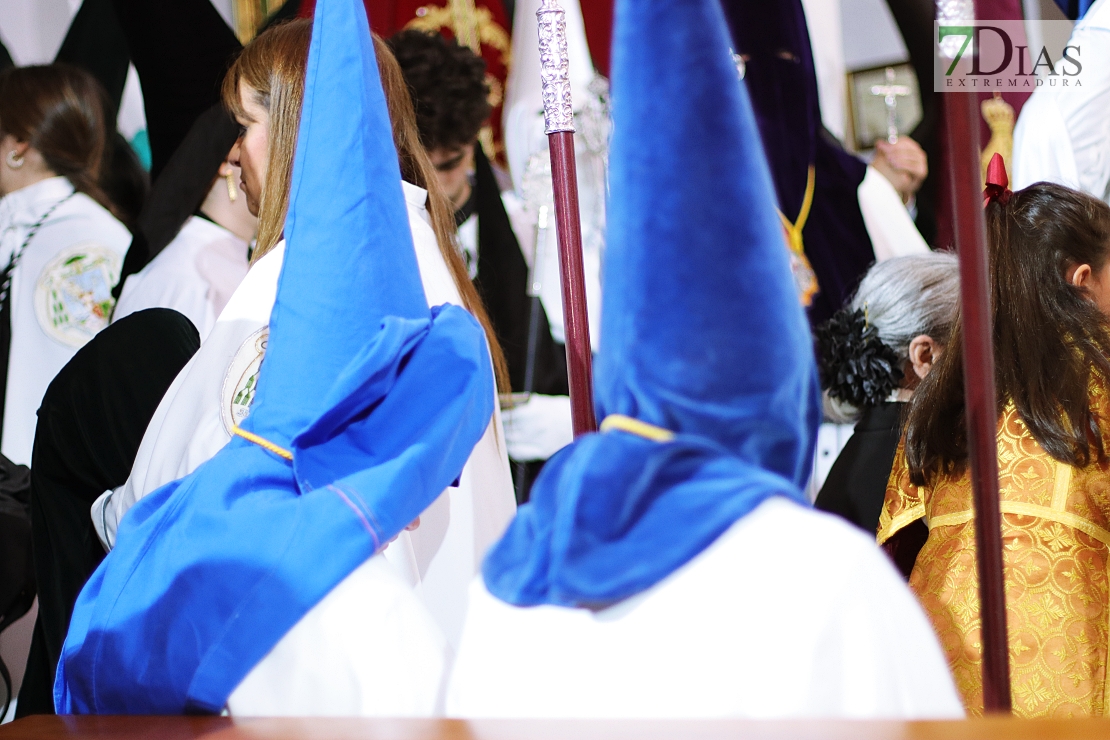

114,216,250,341
446,497,964,720
0,176,130,465
1012,0,1110,199
92,181,516,650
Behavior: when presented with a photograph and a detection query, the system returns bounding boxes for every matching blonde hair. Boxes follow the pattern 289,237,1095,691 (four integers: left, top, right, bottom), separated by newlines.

222,19,508,393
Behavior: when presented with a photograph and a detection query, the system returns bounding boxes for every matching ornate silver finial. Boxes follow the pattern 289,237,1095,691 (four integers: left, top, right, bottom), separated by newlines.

536,0,575,134
936,0,975,59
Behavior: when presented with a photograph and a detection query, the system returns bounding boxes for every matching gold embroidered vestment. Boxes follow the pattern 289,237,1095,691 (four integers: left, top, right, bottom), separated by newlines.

878,398,1110,717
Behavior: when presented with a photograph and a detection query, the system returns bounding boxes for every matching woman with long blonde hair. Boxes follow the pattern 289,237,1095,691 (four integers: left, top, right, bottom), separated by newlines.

224,19,508,386
90,17,516,663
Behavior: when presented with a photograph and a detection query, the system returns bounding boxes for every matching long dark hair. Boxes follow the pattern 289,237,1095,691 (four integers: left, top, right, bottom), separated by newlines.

0,64,117,216
906,183,1110,486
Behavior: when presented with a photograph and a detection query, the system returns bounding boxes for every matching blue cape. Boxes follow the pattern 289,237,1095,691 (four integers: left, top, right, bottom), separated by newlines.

57,0,492,713
482,0,820,608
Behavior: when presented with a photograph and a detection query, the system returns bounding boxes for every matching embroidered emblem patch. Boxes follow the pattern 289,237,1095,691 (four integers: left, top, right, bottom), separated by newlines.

34,243,122,347
221,326,269,434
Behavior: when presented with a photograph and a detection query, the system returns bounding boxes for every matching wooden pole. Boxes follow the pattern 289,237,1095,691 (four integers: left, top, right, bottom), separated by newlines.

943,89,1012,713
536,0,597,436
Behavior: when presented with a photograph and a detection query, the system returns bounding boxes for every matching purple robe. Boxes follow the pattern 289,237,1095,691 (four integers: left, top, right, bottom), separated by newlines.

724,0,876,325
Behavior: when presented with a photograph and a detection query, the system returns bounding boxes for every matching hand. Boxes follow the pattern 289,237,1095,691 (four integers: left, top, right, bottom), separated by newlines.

871,137,928,204
501,394,574,462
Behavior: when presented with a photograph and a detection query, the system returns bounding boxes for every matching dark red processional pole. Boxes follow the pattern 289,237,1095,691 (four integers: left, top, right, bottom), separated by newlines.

942,88,1012,713
535,0,597,436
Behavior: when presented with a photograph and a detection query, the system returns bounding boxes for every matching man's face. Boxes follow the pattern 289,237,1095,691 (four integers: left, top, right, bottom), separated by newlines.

428,141,475,211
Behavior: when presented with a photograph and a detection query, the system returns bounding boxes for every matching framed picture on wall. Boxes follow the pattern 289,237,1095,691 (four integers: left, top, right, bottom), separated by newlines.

847,62,923,152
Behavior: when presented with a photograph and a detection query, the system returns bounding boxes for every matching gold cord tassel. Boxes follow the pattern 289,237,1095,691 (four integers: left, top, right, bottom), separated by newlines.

777,165,819,307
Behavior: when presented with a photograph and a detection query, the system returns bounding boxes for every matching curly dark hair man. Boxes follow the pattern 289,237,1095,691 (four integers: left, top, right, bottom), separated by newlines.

387,30,491,210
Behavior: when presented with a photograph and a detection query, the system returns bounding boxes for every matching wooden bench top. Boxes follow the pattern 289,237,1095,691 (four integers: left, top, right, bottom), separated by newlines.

3,716,1110,740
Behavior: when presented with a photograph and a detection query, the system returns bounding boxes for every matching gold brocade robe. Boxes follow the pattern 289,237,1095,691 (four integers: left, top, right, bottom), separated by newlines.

878,400,1110,717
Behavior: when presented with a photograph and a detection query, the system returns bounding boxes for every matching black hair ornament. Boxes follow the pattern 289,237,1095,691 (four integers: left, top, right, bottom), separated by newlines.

815,306,900,408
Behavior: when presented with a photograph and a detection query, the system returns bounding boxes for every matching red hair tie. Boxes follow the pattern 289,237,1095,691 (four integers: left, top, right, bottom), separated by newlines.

983,152,1012,207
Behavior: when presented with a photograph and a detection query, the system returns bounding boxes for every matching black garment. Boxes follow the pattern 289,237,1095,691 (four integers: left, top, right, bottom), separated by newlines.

109,0,243,295
454,185,477,228
815,401,905,534
883,0,938,246
55,0,150,229
55,0,131,111
471,146,568,504
111,0,241,181
0,455,32,719
16,309,199,717
472,145,568,398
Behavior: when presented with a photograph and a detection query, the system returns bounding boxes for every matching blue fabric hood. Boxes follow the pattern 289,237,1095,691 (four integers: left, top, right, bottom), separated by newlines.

482,0,820,607
56,0,493,713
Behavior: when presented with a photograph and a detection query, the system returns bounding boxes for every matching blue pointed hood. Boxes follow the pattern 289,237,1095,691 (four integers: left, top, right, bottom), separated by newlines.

482,0,820,607
248,0,428,451
56,0,493,714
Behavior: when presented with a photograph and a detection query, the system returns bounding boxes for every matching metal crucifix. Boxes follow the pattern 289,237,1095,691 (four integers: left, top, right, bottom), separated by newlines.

870,66,910,144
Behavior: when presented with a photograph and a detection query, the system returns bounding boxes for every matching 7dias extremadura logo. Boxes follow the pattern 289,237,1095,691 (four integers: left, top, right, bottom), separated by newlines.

934,20,1085,92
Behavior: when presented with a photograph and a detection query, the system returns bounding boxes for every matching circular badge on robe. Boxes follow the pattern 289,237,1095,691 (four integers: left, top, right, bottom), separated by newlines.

221,326,269,434
34,243,122,347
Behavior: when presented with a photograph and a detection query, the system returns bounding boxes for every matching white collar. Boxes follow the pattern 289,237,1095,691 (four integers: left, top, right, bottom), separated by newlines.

186,215,246,246
401,180,428,211
0,176,76,229
0,176,75,214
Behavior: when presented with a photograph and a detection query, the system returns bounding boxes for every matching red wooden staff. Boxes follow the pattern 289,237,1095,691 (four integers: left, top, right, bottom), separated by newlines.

535,0,597,436
943,89,1012,712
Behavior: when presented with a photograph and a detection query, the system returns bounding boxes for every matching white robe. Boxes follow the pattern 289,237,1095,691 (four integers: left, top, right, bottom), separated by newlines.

92,181,516,651
227,554,448,716
446,497,964,720
0,176,130,465
1012,0,1110,199
113,216,250,341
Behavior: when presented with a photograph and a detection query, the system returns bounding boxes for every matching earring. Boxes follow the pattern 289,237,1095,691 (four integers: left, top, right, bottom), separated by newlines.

225,171,238,202
5,150,24,170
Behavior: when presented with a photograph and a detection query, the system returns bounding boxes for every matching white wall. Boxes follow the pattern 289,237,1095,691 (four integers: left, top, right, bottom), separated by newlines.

803,0,849,141
840,0,909,71
0,0,79,65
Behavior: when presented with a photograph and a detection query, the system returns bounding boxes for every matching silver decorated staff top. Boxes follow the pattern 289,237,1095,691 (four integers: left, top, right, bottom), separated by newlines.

537,0,575,134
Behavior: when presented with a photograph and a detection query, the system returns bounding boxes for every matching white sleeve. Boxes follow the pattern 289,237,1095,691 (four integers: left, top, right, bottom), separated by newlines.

811,547,965,719
1012,92,1079,191
1013,2,1110,197
857,167,930,260
1054,19,1110,202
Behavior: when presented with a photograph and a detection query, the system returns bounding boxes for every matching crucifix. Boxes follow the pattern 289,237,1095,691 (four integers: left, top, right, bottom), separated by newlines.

869,66,911,144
